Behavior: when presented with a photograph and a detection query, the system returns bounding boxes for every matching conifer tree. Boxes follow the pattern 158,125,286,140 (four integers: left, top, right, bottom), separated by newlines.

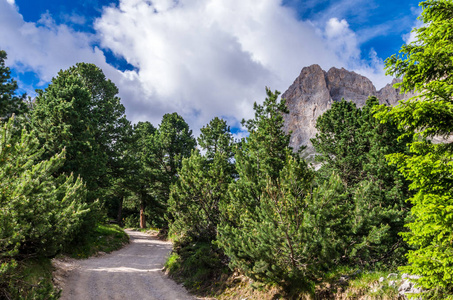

151,113,196,226
168,117,235,242
312,97,411,266
31,63,129,203
312,99,364,188
217,89,347,295
0,116,89,298
376,0,453,294
129,121,158,228
0,50,27,119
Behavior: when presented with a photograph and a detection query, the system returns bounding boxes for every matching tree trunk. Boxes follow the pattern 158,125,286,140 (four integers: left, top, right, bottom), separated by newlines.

117,196,123,226
140,195,146,229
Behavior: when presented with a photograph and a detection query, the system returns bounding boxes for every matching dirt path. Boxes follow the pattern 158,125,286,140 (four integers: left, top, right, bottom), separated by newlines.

60,230,198,300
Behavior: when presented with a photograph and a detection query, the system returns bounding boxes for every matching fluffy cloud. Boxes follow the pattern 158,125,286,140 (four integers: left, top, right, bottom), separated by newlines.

95,0,388,130
0,1,104,84
0,0,142,119
1,0,391,132
324,18,360,63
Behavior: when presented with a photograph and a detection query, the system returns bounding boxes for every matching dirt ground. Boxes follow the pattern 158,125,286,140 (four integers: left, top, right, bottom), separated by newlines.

56,230,198,300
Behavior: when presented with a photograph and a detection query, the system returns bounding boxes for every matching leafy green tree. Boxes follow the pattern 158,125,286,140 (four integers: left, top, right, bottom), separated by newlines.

31,63,129,203
128,121,158,228
0,116,89,298
0,50,27,119
151,113,196,225
312,97,411,266
197,117,235,161
376,0,453,295
312,99,364,188
169,117,235,242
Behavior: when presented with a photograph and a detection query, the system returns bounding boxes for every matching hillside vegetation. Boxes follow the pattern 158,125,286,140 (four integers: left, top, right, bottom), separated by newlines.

1,0,453,299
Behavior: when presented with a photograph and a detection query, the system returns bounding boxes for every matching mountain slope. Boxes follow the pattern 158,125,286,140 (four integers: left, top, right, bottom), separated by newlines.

282,64,416,152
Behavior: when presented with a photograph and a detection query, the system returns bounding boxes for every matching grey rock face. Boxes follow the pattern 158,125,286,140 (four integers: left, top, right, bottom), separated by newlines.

398,278,422,299
282,65,416,152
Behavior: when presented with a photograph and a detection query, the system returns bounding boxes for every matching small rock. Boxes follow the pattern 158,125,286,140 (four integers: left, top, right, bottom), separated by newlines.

399,279,413,293
387,273,398,279
379,277,385,283
338,275,349,285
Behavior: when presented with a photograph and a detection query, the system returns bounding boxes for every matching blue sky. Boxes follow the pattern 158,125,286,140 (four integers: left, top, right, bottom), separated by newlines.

1,0,420,134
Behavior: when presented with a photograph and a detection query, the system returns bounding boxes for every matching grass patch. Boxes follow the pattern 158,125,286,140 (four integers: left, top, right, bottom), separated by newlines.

64,224,129,258
17,257,54,286
0,257,61,299
164,240,231,296
316,267,400,299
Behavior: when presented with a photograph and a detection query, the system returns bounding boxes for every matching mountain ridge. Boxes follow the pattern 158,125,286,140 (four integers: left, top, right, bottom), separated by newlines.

282,64,416,152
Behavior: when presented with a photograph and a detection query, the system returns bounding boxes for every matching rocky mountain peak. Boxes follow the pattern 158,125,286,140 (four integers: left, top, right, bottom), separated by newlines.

282,65,415,152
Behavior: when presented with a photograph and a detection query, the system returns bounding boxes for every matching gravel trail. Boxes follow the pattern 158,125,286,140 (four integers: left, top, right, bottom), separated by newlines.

60,230,197,300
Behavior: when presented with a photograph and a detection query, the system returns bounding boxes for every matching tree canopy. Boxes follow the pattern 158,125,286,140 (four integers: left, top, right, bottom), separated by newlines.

0,116,89,298
312,97,412,267
31,63,130,203
0,50,27,119
169,117,235,242
376,0,453,295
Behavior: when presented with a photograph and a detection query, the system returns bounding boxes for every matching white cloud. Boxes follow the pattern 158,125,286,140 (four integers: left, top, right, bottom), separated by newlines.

0,1,105,83
95,0,387,130
0,0,143,120
402,6,423,45
0,0,392,133
324,18,360,63
352,49,390,89
403,30,417,44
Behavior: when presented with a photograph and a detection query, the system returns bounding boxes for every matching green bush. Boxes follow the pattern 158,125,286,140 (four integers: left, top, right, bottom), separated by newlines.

166,240,228,291
0,117,89,298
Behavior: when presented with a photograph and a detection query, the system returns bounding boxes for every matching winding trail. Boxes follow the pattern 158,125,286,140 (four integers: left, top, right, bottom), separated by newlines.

61,230,197,300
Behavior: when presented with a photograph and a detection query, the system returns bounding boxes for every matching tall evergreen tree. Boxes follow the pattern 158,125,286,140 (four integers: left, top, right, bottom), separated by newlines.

224,88,290,214
169,117,235,242
0,50,27,119
376,0,453,295
104,121,134,224
312,97,411,266
197,117,235,162
312,99,364,188
217,89,346,295
31,63,129,203
151,113,196,225
129,121,158,228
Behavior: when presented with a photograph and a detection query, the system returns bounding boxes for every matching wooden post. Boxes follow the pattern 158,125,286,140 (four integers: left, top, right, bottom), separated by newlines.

140,194,146,228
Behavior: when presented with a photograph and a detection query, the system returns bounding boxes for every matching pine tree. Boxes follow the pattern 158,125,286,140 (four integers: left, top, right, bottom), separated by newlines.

312,97,411,266
128,121,158,228
0,50,28,120
217,89,347,295
151,113,196,227
312,99,364,188
168,117,235,242
31,63,129,203
0,116,89,298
